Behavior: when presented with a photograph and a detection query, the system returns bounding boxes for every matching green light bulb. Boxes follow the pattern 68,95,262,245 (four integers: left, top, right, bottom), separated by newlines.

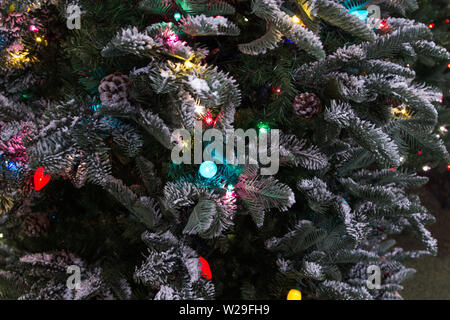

174,12,182,21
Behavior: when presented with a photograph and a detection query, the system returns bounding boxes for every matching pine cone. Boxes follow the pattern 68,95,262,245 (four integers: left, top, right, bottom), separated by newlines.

21,212,50,237
98,72,131,105
293,92,322,120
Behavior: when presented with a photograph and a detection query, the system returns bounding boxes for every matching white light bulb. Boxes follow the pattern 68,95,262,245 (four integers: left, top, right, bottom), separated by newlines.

439,126,447,133
195,104,205,115
422,165,431,172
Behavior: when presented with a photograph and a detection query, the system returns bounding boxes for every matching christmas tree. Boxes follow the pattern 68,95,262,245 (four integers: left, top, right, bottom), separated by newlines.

0,0,449,300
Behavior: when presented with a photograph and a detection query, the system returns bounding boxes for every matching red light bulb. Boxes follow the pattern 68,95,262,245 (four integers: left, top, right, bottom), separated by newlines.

429,23,435,29
34,166,51,191
204,111,213,125
198,256,212,280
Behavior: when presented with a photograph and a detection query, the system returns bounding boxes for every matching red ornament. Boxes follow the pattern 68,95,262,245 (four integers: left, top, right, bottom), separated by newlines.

378,19,392,35
34,166,51,191
198,256,212,280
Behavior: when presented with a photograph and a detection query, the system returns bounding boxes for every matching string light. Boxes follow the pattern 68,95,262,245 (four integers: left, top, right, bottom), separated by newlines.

418,150,422,155
184,60,194,69
35,36,43,43
199,161,217,179
392,105,410,118
447,164,450,171
8,50,34,68
428,23,435,29
244,17,249,22
29,25,39,32
174,12,182,21
257,122,270,134
439,126,448,133
204,111,214,125
181,139,190,152
225,184,236,198
0,233,3,239
194,104,205,115
422,165,431,172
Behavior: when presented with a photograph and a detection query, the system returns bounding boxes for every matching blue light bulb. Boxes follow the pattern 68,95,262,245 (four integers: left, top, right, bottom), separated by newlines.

199,161,217,179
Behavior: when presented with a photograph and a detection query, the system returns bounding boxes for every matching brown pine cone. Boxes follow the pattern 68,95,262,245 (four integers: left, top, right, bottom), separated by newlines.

21,212,50,237
293,92,322,120
98,72,131,105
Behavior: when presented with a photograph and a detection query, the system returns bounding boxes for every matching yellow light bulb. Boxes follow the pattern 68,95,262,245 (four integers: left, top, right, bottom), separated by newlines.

35,37,43,43
287,289,302,300
292,16,301,24
184,61,194,69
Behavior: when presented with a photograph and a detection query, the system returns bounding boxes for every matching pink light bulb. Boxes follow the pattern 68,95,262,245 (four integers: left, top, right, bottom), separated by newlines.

167,34,178,44
30,25,39,32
